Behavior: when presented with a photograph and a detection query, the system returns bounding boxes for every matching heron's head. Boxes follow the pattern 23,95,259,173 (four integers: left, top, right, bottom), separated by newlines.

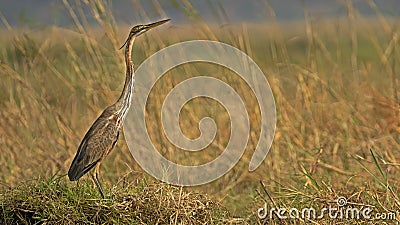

120,19,170,49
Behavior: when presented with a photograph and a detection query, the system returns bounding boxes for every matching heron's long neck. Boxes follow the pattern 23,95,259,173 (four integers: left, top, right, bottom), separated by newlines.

116,36,136,119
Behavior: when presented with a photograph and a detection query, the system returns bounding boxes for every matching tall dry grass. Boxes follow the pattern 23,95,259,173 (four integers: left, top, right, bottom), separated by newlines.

0,0,399,221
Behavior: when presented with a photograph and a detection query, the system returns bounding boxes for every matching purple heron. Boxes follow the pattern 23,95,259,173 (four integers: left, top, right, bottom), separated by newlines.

68,19,170,198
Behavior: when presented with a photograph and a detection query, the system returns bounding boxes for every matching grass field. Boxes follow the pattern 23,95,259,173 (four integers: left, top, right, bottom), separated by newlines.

0,1,399,224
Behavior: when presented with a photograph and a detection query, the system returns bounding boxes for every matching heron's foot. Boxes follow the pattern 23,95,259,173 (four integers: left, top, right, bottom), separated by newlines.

91,174,106,199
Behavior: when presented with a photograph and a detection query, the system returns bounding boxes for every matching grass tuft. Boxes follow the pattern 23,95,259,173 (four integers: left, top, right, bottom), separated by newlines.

0,176,229,224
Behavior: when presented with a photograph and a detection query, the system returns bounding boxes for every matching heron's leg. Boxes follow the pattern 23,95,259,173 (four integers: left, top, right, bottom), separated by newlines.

92,164,105,199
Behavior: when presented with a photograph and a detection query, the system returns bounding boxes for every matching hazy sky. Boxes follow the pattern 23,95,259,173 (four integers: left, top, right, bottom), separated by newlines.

0,0,399,27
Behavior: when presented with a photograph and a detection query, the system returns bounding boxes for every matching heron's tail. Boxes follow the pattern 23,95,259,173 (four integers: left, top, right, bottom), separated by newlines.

68,157,98,181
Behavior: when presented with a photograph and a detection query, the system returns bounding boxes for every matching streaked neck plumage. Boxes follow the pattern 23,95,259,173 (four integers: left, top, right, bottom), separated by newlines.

115,35,136,119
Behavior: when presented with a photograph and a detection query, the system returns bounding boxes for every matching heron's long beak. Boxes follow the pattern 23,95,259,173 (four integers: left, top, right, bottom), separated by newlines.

119,19,170,50
143,18,171,31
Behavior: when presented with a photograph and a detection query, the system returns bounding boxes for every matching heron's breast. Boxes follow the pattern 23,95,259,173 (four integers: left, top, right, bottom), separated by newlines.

108,114,123,128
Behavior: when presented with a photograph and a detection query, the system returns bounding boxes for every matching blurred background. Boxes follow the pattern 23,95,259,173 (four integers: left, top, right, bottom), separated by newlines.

1,0,400,26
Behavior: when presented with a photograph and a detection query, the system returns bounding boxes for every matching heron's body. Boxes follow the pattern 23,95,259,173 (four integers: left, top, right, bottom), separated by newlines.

68,19,170,198
67,106,121,181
